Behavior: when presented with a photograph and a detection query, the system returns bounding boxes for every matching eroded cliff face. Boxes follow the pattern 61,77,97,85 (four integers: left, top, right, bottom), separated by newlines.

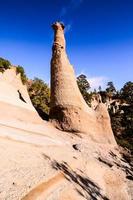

0,67,42,125
50,22,116,145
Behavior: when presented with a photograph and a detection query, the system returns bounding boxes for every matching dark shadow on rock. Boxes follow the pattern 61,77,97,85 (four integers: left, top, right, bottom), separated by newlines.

35,107,49,121
109,151,133,179
126,175,133,181
51,160,109,200
98,157,113,168
72,144,81,152
18,90,26,103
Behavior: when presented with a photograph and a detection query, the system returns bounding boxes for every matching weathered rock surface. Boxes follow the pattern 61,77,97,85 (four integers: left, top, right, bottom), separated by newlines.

50,22,116,145
0,67,42,125
0,131,132,200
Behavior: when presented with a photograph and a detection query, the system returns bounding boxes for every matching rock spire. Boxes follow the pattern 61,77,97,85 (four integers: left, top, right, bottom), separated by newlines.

50,22,116,145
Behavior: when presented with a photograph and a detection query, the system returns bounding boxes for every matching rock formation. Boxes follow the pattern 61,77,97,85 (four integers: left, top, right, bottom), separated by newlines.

91,93,102,110
0,25,132,200
0,67,42,125
50,22,116,145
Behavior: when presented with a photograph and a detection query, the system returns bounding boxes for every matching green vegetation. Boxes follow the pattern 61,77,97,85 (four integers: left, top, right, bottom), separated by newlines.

0,57,11,73
28,78,50,115
16,65,28,85
106,81,116,96
77,74,92,106
115,105,133,152
120,81,133,104
106,81,133,153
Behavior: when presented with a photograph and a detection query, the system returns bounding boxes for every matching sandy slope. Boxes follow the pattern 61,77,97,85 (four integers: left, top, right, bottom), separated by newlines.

0,120,132,200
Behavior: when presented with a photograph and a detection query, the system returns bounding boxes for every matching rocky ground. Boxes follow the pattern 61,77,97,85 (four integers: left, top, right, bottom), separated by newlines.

0,68,132,200
0,119,132,200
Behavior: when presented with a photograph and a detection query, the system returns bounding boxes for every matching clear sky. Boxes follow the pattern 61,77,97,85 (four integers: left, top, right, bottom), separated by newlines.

0,0,133,90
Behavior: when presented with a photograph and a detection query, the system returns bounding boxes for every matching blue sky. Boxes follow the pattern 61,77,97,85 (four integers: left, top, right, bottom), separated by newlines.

0,0,133,90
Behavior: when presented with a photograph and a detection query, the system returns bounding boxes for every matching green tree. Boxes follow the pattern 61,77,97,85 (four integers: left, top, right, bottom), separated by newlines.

120,81,133,104
16,65,28,85
77,74,90,92
0,57,11,73
109,81,133,153
98,86,102,92
77,74,92,105
106,81,116,96
115,104,133,152
28,78,50,115
122,105,133,135
99,91,107,103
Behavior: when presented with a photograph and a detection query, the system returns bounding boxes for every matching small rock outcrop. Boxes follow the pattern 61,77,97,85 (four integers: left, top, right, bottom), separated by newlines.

91,93,102,110
50,22,116,145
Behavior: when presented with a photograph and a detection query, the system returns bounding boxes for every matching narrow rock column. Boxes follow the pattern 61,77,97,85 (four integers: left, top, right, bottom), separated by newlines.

50,22,89,109
49,22,116,145
50,22,93,133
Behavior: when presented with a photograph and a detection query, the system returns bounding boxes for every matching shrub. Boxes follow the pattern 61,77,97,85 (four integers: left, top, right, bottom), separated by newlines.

16,65,28,85
0,57,11,73
28,78,50,115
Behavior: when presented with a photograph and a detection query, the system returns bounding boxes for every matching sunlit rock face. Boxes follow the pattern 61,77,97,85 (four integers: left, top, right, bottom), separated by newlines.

0,67,42,124
49,22,116,145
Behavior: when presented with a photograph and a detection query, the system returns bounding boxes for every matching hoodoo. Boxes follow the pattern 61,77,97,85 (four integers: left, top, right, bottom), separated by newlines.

50,22,116,145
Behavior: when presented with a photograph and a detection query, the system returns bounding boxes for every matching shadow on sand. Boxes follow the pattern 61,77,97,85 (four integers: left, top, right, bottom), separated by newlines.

51,160,109,200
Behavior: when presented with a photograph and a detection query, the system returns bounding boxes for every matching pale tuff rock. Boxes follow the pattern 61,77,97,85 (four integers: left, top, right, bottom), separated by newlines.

91,93,102,110
50,22,116,145
0,67,42,124
0,67,33,110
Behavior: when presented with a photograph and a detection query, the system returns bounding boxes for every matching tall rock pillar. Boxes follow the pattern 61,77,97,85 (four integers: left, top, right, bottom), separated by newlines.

50,22,116,145
50,22,93,132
